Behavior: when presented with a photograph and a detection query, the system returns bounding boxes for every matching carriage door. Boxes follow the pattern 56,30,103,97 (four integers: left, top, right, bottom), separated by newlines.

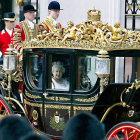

43,51,72,137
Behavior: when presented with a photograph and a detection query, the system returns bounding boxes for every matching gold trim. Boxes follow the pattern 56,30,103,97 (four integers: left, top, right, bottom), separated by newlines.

14,28,22,32
23,40,140,51
3,18,16,21
59,97,70,101
45,104,71,118
4,97,26,115
25,104,28,115
22,20,39,41
73,106,93,115
23,6,140,51
16,0,23,6
45,96,70,101
75,94,98,102
32,110,38,120
43,16,56,31
24,99,42,108
45,96,55,100
100,102,130,123
12,60,23,82
25,90,41,99
40,108,42,116
126,79,140,93
56,96,58,102
45,104,71,110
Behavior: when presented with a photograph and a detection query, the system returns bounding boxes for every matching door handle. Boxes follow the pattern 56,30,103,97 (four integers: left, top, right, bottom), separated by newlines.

43,92,49,98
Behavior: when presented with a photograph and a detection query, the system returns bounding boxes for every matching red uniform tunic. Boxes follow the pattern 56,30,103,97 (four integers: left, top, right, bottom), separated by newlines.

39,16,62,33
12,20,39,96
0,29,14,55
13,20,39,52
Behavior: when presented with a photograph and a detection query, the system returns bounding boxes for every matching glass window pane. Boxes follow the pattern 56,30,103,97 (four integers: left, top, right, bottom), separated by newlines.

76,55,97,91
48,54,70,90
3,56,8,70
29,54,43,88
9,56,15,70
110,57,140,84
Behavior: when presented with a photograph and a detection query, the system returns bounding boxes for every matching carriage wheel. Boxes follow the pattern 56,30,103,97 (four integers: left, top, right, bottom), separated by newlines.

0,95,13,117
106,122,140,140
0,99,11,116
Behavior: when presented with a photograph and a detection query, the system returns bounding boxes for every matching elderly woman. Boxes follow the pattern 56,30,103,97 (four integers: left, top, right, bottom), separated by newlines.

52,61,69,90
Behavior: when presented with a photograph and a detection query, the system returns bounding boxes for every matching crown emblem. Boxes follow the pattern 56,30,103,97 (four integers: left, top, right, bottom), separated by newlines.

87,6,101,21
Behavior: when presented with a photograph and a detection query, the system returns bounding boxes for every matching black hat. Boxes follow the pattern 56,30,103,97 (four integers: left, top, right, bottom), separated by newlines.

3,12,16,21
0,115,33,140
48,1,63,10
23,4,37,13
62,112,105,140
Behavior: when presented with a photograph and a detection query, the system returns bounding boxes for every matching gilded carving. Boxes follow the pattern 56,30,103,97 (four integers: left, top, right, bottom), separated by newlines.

73,106,93,115
12,60,23,82
126,79,140,93
59,97,70,101
25,90,41,99
87,6,101,21
22,6,140,52
62,21,81,42
45,104,71,110
75,94,98,102
32,110,38,120
45,96,70,101
45,104,71,118
45,96,55,100
56,96,58,102
24,99,42,108
16,0,23,6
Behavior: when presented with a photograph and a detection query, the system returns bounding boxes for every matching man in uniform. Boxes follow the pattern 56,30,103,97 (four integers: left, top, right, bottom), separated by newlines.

12,4,39,102
39,1,62,32
13,4,39,53
0,12,16,55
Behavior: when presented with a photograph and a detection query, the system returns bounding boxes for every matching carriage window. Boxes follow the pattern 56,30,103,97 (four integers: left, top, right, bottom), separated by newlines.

111,57,140,83
48,54,70,90
76,55,97,91
29,54,43,88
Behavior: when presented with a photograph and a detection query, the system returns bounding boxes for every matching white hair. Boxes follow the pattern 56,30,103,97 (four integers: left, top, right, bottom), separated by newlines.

52,61,65,74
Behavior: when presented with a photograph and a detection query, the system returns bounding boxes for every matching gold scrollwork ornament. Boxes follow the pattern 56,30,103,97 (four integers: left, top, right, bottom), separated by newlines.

32,110,38,120
16,0,23,6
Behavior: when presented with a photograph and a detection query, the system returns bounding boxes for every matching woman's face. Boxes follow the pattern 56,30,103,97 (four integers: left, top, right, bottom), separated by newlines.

53,67,62,80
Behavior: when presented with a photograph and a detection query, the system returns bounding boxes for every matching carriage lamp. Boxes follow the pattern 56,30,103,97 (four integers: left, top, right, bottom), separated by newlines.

95,50,110,94
3,44,17,98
